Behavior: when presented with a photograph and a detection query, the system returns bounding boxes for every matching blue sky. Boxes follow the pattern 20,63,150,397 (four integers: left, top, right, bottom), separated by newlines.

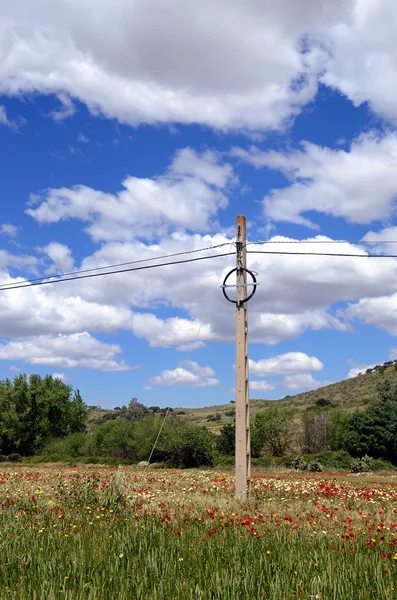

1,0,397,408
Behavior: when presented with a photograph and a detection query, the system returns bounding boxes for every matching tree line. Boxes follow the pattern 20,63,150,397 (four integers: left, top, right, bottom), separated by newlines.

0,373,396,468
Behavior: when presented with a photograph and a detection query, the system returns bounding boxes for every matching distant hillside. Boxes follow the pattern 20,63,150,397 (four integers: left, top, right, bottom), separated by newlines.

174,362,397,431
88,361,397,432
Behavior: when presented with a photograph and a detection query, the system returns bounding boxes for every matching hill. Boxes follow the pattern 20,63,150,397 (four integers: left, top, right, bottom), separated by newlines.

173,362,397,431
88,361,397,432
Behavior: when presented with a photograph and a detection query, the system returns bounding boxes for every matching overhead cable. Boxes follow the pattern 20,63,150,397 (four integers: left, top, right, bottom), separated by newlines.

0,242,231,290
0,252,234,292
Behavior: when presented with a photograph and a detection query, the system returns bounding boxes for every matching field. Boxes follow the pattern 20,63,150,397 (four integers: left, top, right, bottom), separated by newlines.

1,467,397,599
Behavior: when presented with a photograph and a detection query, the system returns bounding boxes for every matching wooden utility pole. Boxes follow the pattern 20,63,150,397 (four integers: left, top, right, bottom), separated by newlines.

235,215,250,499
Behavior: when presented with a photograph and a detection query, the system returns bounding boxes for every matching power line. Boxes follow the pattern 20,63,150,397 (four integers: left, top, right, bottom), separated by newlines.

247,239,397,246
248,250,397,258
0,252,235,292
0,242,231,290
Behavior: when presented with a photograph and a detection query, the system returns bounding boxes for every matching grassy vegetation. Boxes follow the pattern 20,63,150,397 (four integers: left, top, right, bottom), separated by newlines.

169,367,397,431
2,466,397,599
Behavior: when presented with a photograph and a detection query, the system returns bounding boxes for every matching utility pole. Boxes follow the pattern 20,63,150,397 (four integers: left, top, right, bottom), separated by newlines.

235,215,250,499
221,216,257,500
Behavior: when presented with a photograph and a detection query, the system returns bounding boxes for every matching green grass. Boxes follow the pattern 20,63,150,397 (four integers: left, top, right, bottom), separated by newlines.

1,467,397,599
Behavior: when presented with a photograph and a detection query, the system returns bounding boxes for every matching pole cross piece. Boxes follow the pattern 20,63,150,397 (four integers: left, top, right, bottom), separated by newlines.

221,266,258,307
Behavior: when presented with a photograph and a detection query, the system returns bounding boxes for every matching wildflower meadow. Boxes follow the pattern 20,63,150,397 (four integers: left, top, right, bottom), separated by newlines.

1,466,397,599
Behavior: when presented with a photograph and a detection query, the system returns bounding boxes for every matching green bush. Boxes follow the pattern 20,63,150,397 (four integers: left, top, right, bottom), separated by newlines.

216,423,235,456
302,450,352,470
214,455,234,468
307,460,323,472
7,452,22,463
207,413,221,422
291,457,307,471
160,425,215,468
372,458,395,471
42,432,88,457
351,455,373,473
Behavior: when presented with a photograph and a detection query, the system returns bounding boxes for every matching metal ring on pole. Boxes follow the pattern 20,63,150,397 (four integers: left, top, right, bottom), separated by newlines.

221,267,257,305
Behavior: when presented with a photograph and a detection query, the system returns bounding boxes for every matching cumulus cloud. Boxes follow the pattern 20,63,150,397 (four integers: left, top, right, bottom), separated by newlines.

0,0,357,131
249,380,276,392
344,294,397,335
3,1,397,131
347,365,374,379
321,0,397,124
147,360,219,387
3,231,397,368
41,242,74,272
130,313,210,351
27,148,234,241
234,132,397,228
0,224,19,237
0,332,138,371
280,373,324,390
249,352,323,376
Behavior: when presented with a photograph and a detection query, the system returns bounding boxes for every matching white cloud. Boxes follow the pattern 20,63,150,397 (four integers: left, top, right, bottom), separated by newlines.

361,226,397,255
388,348,397,361
321,0,397,124
51,93,76,122
249,380,276,392
249,352,323,376
77,133,89,144
3,231,397,368
27,148,234,241
0,250,38,271
147,360,219,387
280,373,323,391
52,372,68,381
0,332,138,371
41,242,74,272
0,224,19,237
344,294,397,335
234,132,397,228
0,0,356,132
347,365,374,379
0,106,16,129
4,1,397,132
130,313,209,351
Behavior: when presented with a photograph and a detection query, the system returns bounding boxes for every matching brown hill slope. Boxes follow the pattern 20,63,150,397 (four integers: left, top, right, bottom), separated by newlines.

176,365,397,431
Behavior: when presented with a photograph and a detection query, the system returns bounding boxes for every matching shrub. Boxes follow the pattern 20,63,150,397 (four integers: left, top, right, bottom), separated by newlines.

372,458,394,472
207,413,221,422
302,450,352,470
216,423,235,456
307,460,323,472
291,457,307,471
160,425,215,468
315,398,332,408
351,455,373,473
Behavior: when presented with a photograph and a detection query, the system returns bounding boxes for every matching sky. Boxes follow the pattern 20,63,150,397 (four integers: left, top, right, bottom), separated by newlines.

1,0,397,408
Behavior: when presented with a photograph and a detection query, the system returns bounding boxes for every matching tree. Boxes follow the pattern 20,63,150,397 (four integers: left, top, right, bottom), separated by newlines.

342,379,397,462
0,374,87,455
216,423,235,455
252,407,294,457
300,411,334,453
160,424,215,468
120,398,148,422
